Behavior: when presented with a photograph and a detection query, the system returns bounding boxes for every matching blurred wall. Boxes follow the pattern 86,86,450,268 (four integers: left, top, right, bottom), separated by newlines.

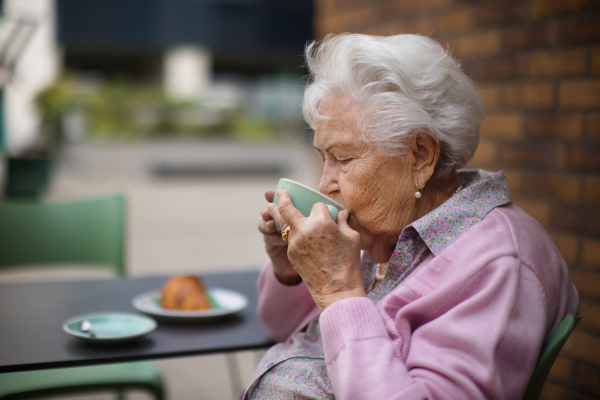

314,1,600,399
2,0,61,154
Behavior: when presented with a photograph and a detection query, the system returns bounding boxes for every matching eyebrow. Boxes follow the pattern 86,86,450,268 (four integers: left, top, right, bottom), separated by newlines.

313,144,339,153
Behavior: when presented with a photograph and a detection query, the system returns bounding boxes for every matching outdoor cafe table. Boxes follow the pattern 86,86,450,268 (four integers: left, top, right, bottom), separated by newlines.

0,270,274,373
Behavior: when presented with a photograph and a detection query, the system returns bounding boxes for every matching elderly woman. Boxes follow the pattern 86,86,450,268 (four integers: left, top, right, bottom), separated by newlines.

251,34,578,399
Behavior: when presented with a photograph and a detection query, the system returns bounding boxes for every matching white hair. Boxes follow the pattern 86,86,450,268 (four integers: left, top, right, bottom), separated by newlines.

303,33,484,178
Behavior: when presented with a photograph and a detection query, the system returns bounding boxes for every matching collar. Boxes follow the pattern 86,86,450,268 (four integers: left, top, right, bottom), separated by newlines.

410,169,512,256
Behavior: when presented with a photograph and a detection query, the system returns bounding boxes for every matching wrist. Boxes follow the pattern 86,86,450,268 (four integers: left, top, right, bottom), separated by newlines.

315,288,366,311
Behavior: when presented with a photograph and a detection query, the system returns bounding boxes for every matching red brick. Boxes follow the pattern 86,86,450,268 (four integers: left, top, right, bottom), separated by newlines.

480,2,526,26
503,170,522,199
349,7,379,28
366,22,403,37
501,143,553,170
582,240,600,270
392,0,419,15
578,302,600,334
315,0,335,19
479,85,500,111
503,83,554,110
552,206,600,237
592,50,600,76
437,9,476,34
563,329,600,365
567,269,600,303
459,60,476,78
317,6,381,35
589,114,600,142
378,1,418,19
573,361,600,398
456,0,496,4
474,57,524,81
418,0,454,14
557,145,600,172
530,50,587,78
585,175,600,204
514,200,551,228
457,31,502,58
315,15,346,36
585,177,600,206
469,140,498,169
549,234,579,266
415,18,436,36
532,0,588,20
540,381,589,400
480,115,523,140
522,174,582,204
560,81,600,110
528,115,583,141
563,16,600,45
397,18,436,36
505,25,556,50
546,356,572,386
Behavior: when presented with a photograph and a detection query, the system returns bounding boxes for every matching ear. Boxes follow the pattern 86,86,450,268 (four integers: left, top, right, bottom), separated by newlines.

408,131,440,190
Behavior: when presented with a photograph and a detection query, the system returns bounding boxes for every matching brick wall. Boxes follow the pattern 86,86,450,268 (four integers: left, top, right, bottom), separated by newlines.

314,1,600,398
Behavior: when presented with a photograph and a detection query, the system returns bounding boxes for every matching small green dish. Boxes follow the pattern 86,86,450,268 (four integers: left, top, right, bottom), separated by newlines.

63,312,157,344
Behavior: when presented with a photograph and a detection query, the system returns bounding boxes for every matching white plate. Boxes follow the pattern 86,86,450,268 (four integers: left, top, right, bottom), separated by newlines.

132,288,248,320
63,312,157,344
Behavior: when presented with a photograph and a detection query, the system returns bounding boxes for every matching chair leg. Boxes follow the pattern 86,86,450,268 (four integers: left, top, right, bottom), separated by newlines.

225,353,243,399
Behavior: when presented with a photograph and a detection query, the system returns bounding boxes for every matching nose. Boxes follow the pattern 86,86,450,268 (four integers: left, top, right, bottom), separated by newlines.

319,162,339,196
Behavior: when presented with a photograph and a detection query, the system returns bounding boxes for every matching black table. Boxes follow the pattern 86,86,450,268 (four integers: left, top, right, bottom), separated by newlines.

0,271,274,373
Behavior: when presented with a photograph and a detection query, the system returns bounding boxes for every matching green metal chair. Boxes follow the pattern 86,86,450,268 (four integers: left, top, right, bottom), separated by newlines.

0,195,165,399
522,313,582,400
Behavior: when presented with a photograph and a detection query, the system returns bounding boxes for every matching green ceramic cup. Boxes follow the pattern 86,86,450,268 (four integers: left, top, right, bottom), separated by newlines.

272,178,345,232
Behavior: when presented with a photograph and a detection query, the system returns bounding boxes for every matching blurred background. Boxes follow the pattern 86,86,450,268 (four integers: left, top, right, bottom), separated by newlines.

0,0,598,399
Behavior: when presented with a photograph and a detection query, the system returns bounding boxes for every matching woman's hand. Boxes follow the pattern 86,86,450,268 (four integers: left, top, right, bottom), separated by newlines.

267,189,366,310
259,190,302,286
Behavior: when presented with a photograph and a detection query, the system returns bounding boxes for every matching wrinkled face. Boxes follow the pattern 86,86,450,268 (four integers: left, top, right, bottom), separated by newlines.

313,95,414,261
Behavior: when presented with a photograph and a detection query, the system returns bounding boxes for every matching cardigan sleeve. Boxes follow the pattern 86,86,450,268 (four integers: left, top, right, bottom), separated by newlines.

319,255,549,400
256,259,317,342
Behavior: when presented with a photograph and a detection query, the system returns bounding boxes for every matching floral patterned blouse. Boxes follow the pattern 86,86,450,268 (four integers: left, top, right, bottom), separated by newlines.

245,169,512,399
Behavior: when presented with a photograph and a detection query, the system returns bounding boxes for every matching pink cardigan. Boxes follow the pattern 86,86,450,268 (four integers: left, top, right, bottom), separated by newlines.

256,202,579,399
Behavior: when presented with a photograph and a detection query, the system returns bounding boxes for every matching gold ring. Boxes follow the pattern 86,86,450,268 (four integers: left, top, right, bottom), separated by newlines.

281,226,292,242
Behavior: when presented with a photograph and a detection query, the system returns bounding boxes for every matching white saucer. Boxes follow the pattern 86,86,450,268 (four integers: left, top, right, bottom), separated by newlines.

132,288,248,320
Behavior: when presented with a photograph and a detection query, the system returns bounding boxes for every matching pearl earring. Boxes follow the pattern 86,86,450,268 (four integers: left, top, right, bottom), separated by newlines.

414,183,422,199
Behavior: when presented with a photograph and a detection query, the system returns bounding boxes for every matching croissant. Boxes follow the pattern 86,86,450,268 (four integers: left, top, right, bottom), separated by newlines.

160,275,212,310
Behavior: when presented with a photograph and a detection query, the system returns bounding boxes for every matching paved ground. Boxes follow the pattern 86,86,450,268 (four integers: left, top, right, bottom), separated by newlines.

3,139,320,400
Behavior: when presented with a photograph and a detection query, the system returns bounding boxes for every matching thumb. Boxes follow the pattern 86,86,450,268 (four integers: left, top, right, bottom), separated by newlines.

336,210,358,238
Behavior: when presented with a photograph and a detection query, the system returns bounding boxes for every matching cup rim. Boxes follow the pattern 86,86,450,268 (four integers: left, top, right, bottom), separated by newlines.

277,178,344,210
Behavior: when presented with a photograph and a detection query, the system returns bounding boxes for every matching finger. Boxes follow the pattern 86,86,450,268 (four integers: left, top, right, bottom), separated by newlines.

336,210,359,238
258,217,277,234
263,231,287,249
264,190,275,203
276,189,305,228
267,202,286,231
309,202,334,224
260,206,273,222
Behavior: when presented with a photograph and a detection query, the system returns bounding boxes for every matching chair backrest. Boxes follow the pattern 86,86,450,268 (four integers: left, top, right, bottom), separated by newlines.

0,194,126,276
522,313,582,400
